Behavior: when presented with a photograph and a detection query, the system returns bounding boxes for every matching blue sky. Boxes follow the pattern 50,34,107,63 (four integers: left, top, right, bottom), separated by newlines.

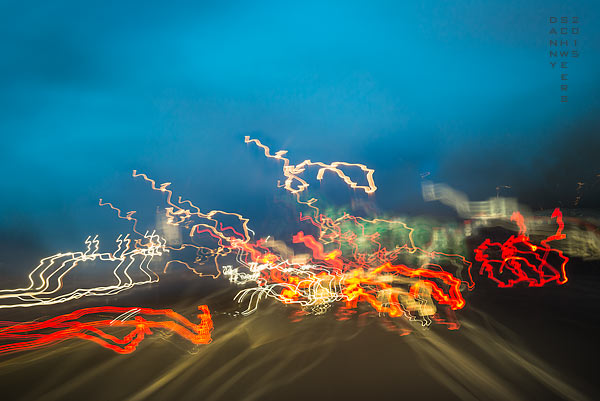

1,0,599,249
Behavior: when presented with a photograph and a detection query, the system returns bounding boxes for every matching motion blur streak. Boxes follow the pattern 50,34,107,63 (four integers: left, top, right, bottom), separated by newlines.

475,209,569,287
406,312,591,401
0,233,165,308
1,303,589,401
245,136,377,195
422,181,521,219
0,306,212,354
0,136,579,362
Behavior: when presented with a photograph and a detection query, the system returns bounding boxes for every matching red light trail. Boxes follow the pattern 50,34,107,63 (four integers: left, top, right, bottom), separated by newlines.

0,306,212,354
474,208,569,287
0,137,576,356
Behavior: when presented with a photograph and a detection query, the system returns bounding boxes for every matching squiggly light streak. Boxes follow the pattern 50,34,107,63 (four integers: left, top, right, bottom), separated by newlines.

0,306,212,354
475,208,569,287
0,135,574,350
0,232,165,308
245,136,377,195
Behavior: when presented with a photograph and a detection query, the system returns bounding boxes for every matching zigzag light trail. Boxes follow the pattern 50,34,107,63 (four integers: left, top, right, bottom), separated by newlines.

0,136,574,355
0,232,165,309
0,306,213,354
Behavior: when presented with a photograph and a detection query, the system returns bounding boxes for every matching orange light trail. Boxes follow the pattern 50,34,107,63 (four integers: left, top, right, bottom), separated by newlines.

0,135,575,352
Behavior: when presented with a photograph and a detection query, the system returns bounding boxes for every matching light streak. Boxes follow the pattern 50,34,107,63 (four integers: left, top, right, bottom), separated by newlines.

0,305,212,354
474,208,569,287
131,169,260,278
0,135,577,352
245,136,377,195
0,232,165,308
99,199,144,236
110,308,140,325
422,181,521,219
118,144,476,332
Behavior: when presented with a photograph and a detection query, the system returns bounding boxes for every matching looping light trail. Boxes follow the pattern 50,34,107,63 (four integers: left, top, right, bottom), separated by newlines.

475,208,569,287
0,136,575,355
